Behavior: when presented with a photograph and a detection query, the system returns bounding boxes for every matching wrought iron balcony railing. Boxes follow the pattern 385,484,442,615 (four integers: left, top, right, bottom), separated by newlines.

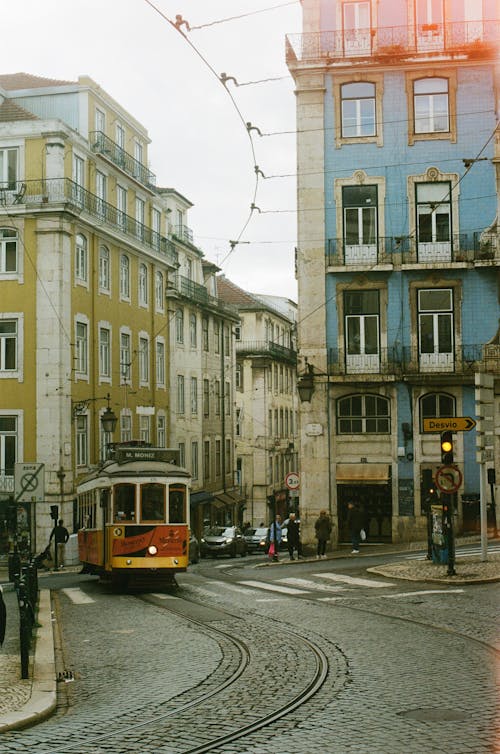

327,344,500,377
236,339,297,363
168,273,239,317
0,473,14,494
0,179,178,267
326,233,499,266
173,224,194,245
89,131,156,189
286,20,500,65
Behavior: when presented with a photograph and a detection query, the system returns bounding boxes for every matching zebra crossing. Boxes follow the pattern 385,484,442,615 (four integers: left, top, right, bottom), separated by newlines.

404,542,500,560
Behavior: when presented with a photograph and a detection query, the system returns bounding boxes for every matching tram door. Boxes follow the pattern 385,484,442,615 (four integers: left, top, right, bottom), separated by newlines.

337,484,392,542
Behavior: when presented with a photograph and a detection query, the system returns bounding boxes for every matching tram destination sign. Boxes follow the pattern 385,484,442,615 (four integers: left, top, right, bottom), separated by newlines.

422,417,476,433
116,447,180,465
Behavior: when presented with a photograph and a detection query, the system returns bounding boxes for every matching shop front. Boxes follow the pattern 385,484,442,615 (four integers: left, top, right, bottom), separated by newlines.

336,463,392,543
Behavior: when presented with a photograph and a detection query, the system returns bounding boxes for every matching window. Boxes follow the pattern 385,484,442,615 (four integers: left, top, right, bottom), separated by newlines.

202,317,209,351
0,147,18,189
152,207,161,240
76,414,88,467
95,108,106,133
138,263,148,306
0,320,17,371
178,442,185,467
139,415,150,444
120,254,130,299
120,411,132,443
169,485,186,524
235,363,242,390
418,288,454,369
337,394,390,434
203,440,210,481
141,483,165,522
139,336,149,384
75,321,88,376
177,375,185,414
117,186,127,230
416,182,451,261
157,413,166,448
342,185,378,264
343,1,371,56
134,140,144,165
99,246,110,291
215,380,221,416
234,325,241,340
203,379,210,416
224,325,230,356
215,439,221,478
344,289,380,373
191,441,198,480
341,82,375,137
214,321,220,354
98,326,111,380
225,381,231,415
156,339,165,387
189,312,197,348
96,171,107,218
236,408,242,437
135,197,145,238
115,123,125,149
155,271,164,311
414,78,449,134
416,0,444,51
175,309,184,344
0,228,17,274
120,331,131,384
190,377,198,414
0,415,17,474
75,234,87,283
420,392,456,431
225,439,231,475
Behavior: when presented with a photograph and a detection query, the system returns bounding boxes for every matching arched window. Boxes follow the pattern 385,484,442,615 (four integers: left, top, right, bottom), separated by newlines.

120,254,130,299
75,233,87,282
155,270,164,310
138,263,148,305
419,392,455,431
337,393,390,434
99,245,110,291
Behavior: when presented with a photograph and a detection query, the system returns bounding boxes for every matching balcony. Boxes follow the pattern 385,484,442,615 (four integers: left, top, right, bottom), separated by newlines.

286,20,499,66
0,178,178,268
0,473,14,495
173,224,194,245
167,273,239,317
236,340,297,363
89,131,156,189
328,344,500,379
326,233,499,267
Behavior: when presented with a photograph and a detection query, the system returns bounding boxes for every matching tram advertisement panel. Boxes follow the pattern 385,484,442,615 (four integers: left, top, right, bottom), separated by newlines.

112,524,186,557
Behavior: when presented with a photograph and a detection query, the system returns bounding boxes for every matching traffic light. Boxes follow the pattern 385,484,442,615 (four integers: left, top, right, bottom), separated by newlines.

50,505,59,521
440,431,454,465
422,468,434,496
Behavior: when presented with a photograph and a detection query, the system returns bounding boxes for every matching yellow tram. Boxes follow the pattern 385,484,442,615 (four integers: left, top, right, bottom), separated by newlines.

77,444,191,588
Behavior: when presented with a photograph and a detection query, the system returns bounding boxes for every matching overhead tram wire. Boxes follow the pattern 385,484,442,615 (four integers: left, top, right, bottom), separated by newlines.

142,0,264,262
187,1,300,30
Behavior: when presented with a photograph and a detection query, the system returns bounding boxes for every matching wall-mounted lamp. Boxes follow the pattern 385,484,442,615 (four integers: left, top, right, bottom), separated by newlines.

72,393,118,434
297,363,315,403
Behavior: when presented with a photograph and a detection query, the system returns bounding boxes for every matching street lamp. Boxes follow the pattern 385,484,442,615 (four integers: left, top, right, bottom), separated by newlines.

72,392,118,433
297,363,315,403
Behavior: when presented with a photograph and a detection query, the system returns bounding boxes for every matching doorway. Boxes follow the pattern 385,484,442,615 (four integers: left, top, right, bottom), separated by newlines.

338,483,392,543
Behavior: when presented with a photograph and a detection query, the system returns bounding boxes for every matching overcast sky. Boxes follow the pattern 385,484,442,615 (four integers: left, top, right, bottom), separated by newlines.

3,0,302,300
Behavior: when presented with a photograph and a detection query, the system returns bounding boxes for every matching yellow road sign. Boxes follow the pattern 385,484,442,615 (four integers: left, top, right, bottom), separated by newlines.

422,417,476,433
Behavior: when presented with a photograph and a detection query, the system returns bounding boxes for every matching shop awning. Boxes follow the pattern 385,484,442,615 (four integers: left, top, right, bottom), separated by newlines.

336,464,390,484
214,492,240,507
190,491,215,507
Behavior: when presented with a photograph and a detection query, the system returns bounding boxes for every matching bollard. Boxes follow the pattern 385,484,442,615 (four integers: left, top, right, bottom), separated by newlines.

8,550,21,583
17,577,35,680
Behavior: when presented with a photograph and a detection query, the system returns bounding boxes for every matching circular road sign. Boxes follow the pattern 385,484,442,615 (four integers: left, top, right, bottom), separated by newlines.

435,465,463,494
285,472,300,491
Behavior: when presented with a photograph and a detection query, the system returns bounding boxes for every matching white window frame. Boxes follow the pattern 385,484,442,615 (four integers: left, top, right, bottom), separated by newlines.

99,245,110,293
157,413,166,448
341,82,376,137
155,270,164,312
139,414,150,444
418,288,454,371
139,333,149,385
120,253,130,300
138,263,148,307
75,316,89,381
189,312,197,348
0,313,23,380
98,324,111,382
95,107,106,133
115,123,125,149
120,328,132,385
120,409,132,443
75,233,88,285
191,441,198,480
76,413,89,468
190,376,198,414
177,374,185,415
175,308,184,344
414,78,449,135
117,185,127,231
156,337,165,388
0,147,18,190
0,228,19,277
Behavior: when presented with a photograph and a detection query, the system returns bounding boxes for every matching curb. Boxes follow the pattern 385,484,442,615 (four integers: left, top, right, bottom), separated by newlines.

0,589,57,732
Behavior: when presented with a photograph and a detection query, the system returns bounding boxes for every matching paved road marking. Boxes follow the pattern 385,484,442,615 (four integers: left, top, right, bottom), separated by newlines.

315,572,395,588
277,577,347,593
238,580,307,595
61,588,95,604
151,593,179,599
382,589,465,598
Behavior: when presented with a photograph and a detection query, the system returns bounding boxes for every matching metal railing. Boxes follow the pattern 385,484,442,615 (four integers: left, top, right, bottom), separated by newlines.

326,233,499,266
286,20,500,64
168,273,239,317
174,224,194,245
236,339,297,363
89,131,156,188
0,179,178,268
0,472,14,493
328,344,500,377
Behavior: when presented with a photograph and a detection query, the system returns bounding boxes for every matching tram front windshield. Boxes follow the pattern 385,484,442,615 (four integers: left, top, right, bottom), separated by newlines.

114,484,136,522
141,483,165,522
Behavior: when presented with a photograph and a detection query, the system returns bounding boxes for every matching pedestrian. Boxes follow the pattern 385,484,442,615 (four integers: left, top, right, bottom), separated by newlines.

286,513,301,560
314,509,332,559
49,519,69,569
346,502,364,554
0,586,6,647
268,514,282,562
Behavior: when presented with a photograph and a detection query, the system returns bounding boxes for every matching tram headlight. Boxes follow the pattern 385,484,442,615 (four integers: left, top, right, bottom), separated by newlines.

148,545,158,556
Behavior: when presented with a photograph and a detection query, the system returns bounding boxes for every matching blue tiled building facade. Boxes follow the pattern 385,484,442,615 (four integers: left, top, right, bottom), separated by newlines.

288,0,499,545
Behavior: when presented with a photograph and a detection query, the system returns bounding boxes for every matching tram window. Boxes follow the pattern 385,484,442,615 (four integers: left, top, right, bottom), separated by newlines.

141,483,165,522
114,484,136,522
169,486,186,523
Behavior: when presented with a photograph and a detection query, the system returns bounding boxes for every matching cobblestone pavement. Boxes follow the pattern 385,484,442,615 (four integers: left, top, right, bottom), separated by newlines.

0,547,498,753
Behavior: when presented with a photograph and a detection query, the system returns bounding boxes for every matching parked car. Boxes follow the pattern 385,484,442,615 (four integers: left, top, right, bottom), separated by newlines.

189,533,200,564
200,526,247,558
243,526,269,553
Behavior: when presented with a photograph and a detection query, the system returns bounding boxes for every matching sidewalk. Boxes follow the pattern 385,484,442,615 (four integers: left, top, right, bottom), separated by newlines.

0,540,498,732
